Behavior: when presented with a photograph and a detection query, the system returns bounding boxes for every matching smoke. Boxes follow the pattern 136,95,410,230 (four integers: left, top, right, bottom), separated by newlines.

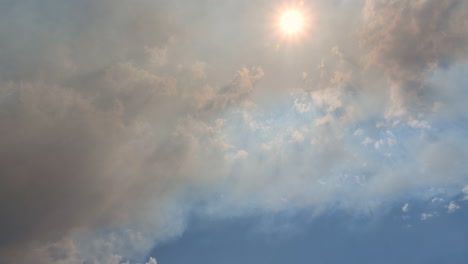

1,0,468,263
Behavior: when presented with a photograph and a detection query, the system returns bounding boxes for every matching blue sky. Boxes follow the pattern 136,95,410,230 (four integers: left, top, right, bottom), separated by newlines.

152,203,468,264
1,0,468,264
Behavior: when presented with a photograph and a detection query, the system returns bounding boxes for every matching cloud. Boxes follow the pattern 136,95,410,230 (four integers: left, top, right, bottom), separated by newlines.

407,119,431,129
447,201,461,213
362,137,374,146
290,130,305,143
232,150,249,160
463,185,468,194
421,213,435,221
0,64,188,263
294,98,312,113
463,185,468,200
362,0,468,116
146,257,158,264
402,203,410,213
353,129,364,136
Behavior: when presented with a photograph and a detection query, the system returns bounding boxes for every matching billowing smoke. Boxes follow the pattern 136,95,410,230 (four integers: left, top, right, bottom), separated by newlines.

1,0,467,263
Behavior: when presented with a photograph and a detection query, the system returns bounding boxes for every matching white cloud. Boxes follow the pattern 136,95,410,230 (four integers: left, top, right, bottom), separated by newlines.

362,137,373,146
315,114,333,126
376,122,385,128
311,87,343,113
447,201,461,213
420,213,434,221
408,120,431,129
463,185,468,194
294,98,312,113
290,131,305,143
146,257,158,264
402,203,409,213
386,131,396,147
353,129,364,136
232,150,249,160
463,185,468,200
374,139,384,149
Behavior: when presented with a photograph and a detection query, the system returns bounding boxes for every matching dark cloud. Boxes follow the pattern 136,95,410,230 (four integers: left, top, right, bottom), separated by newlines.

0,71,172,252
0,41,263,264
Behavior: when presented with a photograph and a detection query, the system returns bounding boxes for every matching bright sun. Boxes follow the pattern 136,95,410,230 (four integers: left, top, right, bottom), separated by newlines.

280,10,304,34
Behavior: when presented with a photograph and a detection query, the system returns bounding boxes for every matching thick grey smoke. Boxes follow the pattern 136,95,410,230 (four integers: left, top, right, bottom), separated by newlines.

1,0,467,263
361,0,468,116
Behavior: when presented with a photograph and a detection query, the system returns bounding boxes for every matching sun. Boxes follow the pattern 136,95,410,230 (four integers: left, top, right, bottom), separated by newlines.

270,2,313,42
280,10,304,34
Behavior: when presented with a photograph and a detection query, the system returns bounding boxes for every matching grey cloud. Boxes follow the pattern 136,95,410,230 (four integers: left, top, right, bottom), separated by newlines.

0,54,264,264
0,81,117,247
0,60,190,263
361,0,468,116
0,0,180,82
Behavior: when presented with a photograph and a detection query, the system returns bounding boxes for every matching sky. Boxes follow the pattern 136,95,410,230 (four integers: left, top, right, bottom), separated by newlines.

1,0,468,263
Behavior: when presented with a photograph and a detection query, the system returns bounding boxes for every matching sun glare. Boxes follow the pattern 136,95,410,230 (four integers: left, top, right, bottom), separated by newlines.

280,10,304,34
270,2,313,43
